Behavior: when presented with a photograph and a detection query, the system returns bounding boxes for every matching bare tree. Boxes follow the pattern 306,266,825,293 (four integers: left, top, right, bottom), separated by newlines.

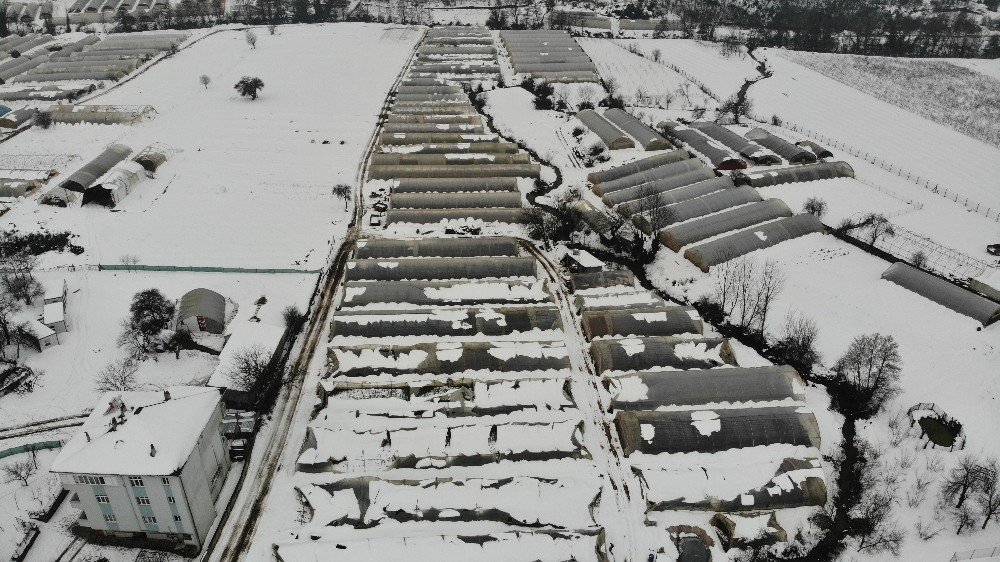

119,254,140,271
771,311,821,373
651,48,662,62
942,454,982,509
267,23,276,35
245,29,257,49
711,255,784,333
282,305,304,331
865,213,896,245
1,252,43,305
225,344,269,391
3,459,36,486
199,74,211,89
832,333,902,418
803,196,827,219
94,357,139,392
853,491,905,555
975,458,1000,529
332,183,352,211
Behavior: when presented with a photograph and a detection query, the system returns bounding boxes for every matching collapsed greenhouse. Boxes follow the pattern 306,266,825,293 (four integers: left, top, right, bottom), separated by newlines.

744,128,817,164
576,109,634,150
602,109,673,151
81,160,146,207
59,143,132,192
684,214,825,272
881,262,1000,326
689,122,780,165
658,120,746,170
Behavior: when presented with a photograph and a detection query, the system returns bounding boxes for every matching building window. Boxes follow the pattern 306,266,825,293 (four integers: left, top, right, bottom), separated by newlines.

136,496,150,505
161,477,170,486
103,514,117,523
173,515,182,522
142,516,157,524
74,475,105,485
167,496,175,504
95,495,109,504
129,476,144,487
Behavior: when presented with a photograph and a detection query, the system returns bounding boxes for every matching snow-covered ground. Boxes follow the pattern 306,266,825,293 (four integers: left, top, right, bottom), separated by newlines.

0,23,421,561
2,23,415,270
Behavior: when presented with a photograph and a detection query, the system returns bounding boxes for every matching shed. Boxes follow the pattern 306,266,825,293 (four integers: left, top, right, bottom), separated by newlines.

561,249,603,273
176,288,227,334
744,128,817,164
43,279,67,305
586,149,691,185
881,262,1000,326
576,109,634,150
602,109,673,151
581,307,702,340
684,214,825,272
60,143,132,192
15,315,59,351
43,302,68,333
737,161,854,188
355,237,520,259
689,122,780,165
658,199,794,251
590,336,735,374
615,406,821,455
658,120,746,170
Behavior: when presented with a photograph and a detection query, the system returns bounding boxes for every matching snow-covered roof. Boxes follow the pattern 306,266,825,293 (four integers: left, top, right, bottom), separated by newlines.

44,279,65,301
51,386,222,476
12,311,55,339
565,249,603,269
973,267,1000,293
43,302,64,325
208,321,285,388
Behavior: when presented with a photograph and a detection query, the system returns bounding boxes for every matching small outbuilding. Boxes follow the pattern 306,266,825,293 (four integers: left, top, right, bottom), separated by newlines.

561,249,604,274
710,512,787,551
43,302,68,333
177,288,227,334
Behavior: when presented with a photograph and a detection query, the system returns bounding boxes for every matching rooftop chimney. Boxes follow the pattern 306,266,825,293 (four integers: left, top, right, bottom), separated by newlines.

150,444,157,457
164,390,171,401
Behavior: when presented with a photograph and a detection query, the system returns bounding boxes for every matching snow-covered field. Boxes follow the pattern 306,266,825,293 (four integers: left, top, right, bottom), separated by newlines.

626,38,758,100
2,23,415,270
779,51,1000,149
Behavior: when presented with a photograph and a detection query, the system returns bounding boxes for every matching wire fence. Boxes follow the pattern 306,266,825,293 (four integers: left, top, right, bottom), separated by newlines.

951,546,1000,561
777,119,1000,224
854,222,991,280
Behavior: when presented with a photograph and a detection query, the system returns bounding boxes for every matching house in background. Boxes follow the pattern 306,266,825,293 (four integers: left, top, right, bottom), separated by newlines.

50,386,231,552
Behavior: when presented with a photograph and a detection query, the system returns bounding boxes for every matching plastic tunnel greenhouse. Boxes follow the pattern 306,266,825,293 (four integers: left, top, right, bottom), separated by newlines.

658,199,793,251
603,109,673,151
881,262,1000,325
355,237,521,259
576,109,634,150
346,257,537,282
586,150,691,185
590,337,735,373
608,365,805,409
684,214,825,272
